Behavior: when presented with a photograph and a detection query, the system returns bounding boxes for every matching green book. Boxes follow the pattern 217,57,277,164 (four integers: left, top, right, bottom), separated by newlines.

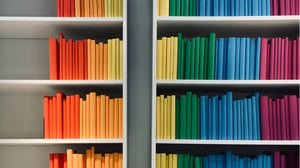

203,38,208,79
208,32,216,80
189,0,193,16
175,99,180,139
177,33,182,79
199,157,203,168
199,37,205,79
186,91,192,139
185,41,191,79
184,154,190,167
195,157,200,168
181,0,184,16
190,155,195,168
190,38,195,79
193,0,197,16
169,0,176,16
178,154,184,168
191,94,197,139
194,37,200,79
181,38,186,79
184,0,189,16
180,95,187,139
176,0,181,16
190,0,196,16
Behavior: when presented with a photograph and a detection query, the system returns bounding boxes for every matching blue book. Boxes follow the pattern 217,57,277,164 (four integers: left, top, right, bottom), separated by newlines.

240,157,245,168
235,0,240,15
233,101,238,140
252,0,258,16
218,99,222,139
227,0,231,16
254,38,261,80
212,96,218,139
268,155,272,168
247,98,253,140
227,37,236,79
208,98,212,139
200,0,206,16
215,40,219,79
226,92,233,139
200,96,207,139
252,95,258,140
235,38,240,79
239,38,246,79
223,39,228,79
219,0,225,16
230,0,234,16
206,0,211,16
196,0,199,16
214,0,219,16
245,38,250,79
255,92,261,140
203,156,209,168
245,0,248,16
221,95,227,139
240,0,245,16
225,151,232,168
261,0,266,15
217,38,224,79
249,39,256,79
231,155,236,168
216,155,223,168
262,155,267,168
237,100,242,139
215,96,219,139
248,0,252,15
224,0,228,15
186,91,192,139
240,99,244,140
266,0,270,15
209,155,217,168
243,98,249,139
258,0,262,15
258,155,263,168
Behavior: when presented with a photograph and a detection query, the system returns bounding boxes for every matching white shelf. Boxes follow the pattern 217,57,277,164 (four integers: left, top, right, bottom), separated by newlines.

0,139,123,145
0,79,123,85
0,17,123,38
156,139,300,145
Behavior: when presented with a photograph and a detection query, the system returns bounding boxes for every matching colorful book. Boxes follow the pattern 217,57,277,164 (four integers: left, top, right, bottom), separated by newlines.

207,33,216,79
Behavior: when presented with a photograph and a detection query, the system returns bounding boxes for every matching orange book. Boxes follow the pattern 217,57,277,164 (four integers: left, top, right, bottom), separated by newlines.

53,96,57,138
71,0,75,16
97,0,101,16
50,153,54,168
75,94,80,138
96,44,100,79
100,95,106,138
95,154,101,168
49,38,58,80
44,96,50,138
90,0,94,16
109,154,113,168
78,154,84,168
101,155,105,168
86,149,91,168
109,99,114,138
83,154,87,168
64,0,71,17
85,0,90,17
80,0,85,16
114,98,119,138
66,96,71,138
61,38,66,79
65,40,69,79
71,95,75,138
63,98,67,138
91,147,95,168
118,154,122,168
105,154,109,168
73,154,78,168
83,100,87,138
86,94,90,138
103,44,108,80
90,92,97,138
80,98,83,138
67,149,73,168
94,0,98,17
91,40,96,80
69,39,74,79
113,153,118,168
73,42,78,80
59,34,64,79
75,0,81,17
107,39,112,80
119,98,123,138
105,96,109,138
56,92,63,138
78,41,84,79
96,96,101,138
87,39,91,79
57,0,61,16
49,98,53,138
99,43,104,79
101,0,105,17
84,40,88,79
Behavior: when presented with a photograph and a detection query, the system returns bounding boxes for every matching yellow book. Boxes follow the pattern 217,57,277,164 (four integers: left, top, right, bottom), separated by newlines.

96,44,100,79
161,153,166,168
115,38,120,80
107,0,111,16
163,98,167,139
156,40,162,80
119,41,123,80
85,0,90,17
167,96,171,139
86,149,91,168
172,154,177,168
87,39,91,79
108,39,112,79
166,155,169,168
80,98,83,138
159,0,169,16
111,39,116,79
166,37,171,79
109,99,114,138
157,0,160,16
79,154,84,168
105,96,109,138
173,37,178,79
114,98,119,138
99,42,104,80
118,98,123,138
91,40,96,79
168,154,173,168
67,149,73,168
105,0,108,17
159,95,164,139
156,154,161,168
100,95,106,138
96,96,101,138
83,100,87,138
171,95,176,139
170,37,174,80
95,154,101,168
75,0,81,17
156,96,161,139
161,37,167,79
91,147,95,168
86,94,90,138
90,92,96,138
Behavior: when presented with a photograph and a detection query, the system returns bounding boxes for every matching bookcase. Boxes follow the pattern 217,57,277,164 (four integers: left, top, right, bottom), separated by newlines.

151,0,300,167
0,0,127,168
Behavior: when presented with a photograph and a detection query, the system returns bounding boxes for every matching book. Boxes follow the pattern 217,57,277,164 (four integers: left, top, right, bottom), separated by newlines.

156,97,161,138
254,38,261,79
49,38,58,80
160,0,169,16
199,38,205,79
221,95,227,139
44,96,50,138
207,33,216,79
227,37,236,79
185,41,192,79
239,38,246,79
200,96,207,139
259,38,268,79
249,39,255,79
53,96,57,138
260,96,270,140
289,95,299,140
57,92,63,138
234,38,240,79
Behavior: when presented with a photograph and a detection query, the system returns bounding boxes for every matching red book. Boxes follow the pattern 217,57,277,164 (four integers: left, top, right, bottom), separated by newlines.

279,0,285,15
284,95,290,139
57,0,61,16
66,96,71,138
267,43,270,79
64,0,71,17
49,38,58,80
273,151,281,168
56,92,63,138
59,154,64,168
276,99,282,140
53,96,57,138
273,101,278,140
62,38,67,80
259,38,268,79
292,39,297,79
69,39,73,80
44,96,50,138
64,153,67,168
74,41,78,80
268,98,274,139
71,95,75,138
281,155,286,168
280,99,287,140
269,38,275,79
273,0,279,15
63,98,67,138
289,95,299,140
59,33,64,80
49,98,53,138
54,153,59,168
296,37,299,79
60,0,64,17
78,41,84,79
290,0,296,15
296,0,300,14
50,153,54,168
84,40,88,80
286,0,291,15
260,96,270,140
75,94,80,138
71,0,75,17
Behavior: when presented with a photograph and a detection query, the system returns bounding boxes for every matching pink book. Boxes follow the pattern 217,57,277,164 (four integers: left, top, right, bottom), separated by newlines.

284,38,289,79
260,96,270,140
267,43,271,79
273,151,281,168
287,152,295,168
296,0,300,14
280,38,285,79
290,0,296,15
274,0,279,15
279,0,285,15
287,41,292,79
271,0,274,15
274,38,279,79
276,99,282,140
279,38,284,79
284,95,290,139
281,155,286,168
292,40,297,79
289,95,299,140
260,38,268,79
270,38,275,79
296,37,299,79
286,0,291,15
269,98,274,139
273,101,278,140
280,99,287,140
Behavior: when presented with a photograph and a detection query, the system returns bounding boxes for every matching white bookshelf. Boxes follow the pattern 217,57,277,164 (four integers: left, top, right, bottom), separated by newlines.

152,1,300,167
0,1,127,168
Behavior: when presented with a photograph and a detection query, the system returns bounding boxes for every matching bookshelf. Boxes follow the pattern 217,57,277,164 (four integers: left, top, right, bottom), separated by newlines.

152,1,300,167
0,0,127,168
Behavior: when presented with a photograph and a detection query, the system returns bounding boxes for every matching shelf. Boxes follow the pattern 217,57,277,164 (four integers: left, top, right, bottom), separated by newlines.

0,17,123,38
156,16,300,37
156,139,300,146
0,139,123,145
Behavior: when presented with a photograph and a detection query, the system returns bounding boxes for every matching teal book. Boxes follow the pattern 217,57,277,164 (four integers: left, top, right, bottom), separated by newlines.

190,38,196,79
180,95,187,139
170,0,176,16
191,94,198,139
208,98,212,139
184,154,190,167
197,97,200,139
203,38,208,79
184,0,189,16
208,33,216,79
200,96,207,139
176,0,181,16
186,91,192,139
178,154,184,168
195,157,201,168
185,41,192,79
194,37,200,79
177,33,182,79
176,99,180,139
190,155,195,168
199,38,205,79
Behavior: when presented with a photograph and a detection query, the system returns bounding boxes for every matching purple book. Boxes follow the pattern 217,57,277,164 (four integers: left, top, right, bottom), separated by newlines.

284,38,289,79
269,38,275,79
279,0,285,15
281,155,286,168
260,96,270,140
269,98,274,139
286,0,291,15
296,37,299,79
273,151,280,168
280,38,285,79
280,99,287,140
267,43,270,79
273,101,278,140
287,40,292,79
276,99,282,140
284,95,290,139
292,39,297,79
289,95,299,140
274,38,279,79
259,38,268,79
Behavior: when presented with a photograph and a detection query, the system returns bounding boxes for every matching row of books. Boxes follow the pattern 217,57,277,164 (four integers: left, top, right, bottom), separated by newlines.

157,0,299,16
156,151,299,168
156,92,300,140
44,91,123,139
50,147,122,168
57,0,123,17
156,33,300,80
49,34,123,80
